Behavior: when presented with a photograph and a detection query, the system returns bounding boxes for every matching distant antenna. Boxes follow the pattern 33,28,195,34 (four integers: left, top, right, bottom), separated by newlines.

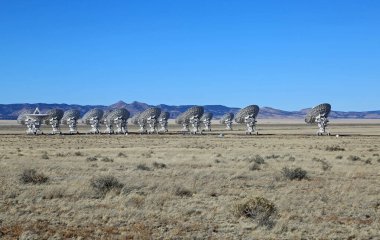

104,108,130,134
220,113,234,130
17,109,33,125
176,106,204,134
44,109,64,134
305,103,331,136
18,107,48,134
201,112,213,131
61,109,81,134
158,111,170,133
130,112,141,126
235,105,260,135
137,107,161,134
82,108,104,134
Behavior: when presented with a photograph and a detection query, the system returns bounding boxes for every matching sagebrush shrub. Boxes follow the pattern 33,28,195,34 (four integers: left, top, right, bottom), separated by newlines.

233,197,278,228
325,145,345,151
20,169,48,184
90,176,123,194
281,167,308,180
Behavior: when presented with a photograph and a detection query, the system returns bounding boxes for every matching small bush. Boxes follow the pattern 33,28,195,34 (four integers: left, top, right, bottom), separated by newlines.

90,176,123,194
74,151,84,156
348,155,361,161
312,157,332,171
336,155,343,159
233,197,278,228
365,158,372,164
86,156,98,162
20,169,48,184
152,162,167,169
136,164,150,171
41,153,49,159
249,163,261,171
266,154,280,159
281,167,308,180
288,156,296,162
252,155,265,164
101,157,114,162
174,186,193,197
325,145,345,151
117,152,127,157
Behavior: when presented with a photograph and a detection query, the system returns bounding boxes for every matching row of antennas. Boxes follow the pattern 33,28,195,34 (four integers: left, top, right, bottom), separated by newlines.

17,103,331,136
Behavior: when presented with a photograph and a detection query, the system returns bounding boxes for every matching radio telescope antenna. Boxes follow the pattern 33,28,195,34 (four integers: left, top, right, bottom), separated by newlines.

101,110,113,134
20,107,48,134
82,108,104,134
220,113,234,130
44,109,64,134
158,111,170,133
61,109,81,134
201,112,213,131
105,108,130,134
131,112,141,126
137,107,161,134
17,109,33,125
175,106,204,134
235,105,260,135
305,103,331,136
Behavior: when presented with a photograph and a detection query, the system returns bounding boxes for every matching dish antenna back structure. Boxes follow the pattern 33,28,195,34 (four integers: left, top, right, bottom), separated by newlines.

220,113,234,130
235,105,260,135
137,107,161,134
158,111,170,133
61,109,81,134
82,108,104,134
201,112,213,131
305,103,331,135
18,108,48,134
44,109,64,134
175,106,204,134
103,108,130,134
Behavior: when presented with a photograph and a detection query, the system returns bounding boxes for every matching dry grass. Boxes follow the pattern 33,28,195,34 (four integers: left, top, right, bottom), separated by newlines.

0,123,380,239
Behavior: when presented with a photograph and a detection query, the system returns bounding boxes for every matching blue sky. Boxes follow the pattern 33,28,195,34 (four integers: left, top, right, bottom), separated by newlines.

0,1,379,111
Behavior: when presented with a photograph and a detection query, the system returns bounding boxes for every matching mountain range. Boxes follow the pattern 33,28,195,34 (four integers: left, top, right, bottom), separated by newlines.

1,101,380,120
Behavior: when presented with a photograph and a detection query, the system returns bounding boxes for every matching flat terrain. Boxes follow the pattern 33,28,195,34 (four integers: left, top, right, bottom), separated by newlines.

0,122,380,239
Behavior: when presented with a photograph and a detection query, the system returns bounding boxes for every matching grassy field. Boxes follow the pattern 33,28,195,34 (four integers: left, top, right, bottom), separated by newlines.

0,121,379,239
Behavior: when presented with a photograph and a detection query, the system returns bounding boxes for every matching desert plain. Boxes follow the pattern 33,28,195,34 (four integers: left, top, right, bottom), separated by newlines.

0,120,379,239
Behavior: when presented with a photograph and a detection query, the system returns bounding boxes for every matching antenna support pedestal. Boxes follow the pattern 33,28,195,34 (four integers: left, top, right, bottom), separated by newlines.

244,115,257,135
89,117,100,134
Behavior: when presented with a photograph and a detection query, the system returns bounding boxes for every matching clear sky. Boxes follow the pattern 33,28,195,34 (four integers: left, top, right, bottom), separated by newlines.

0,1,379,111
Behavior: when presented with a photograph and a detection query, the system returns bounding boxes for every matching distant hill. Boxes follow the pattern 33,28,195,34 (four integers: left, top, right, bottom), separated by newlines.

1,101,380,120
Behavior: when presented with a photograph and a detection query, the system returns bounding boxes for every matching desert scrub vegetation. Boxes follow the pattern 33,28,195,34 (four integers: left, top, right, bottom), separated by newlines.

247,155,265,171
86,156,98,162
20,169,48,184
325,145,345,151
233,197,278,228
152,161,167,169
312,157,332,171
41,152,49,159
174,186,193,197
136,163,151,171
347,155,361,161
100,156,114,162
74,151,84,156
90,176,124,195
281,166,308,180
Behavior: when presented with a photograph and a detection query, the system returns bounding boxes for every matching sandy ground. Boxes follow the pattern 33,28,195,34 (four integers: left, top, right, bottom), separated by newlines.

0,122,379,239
